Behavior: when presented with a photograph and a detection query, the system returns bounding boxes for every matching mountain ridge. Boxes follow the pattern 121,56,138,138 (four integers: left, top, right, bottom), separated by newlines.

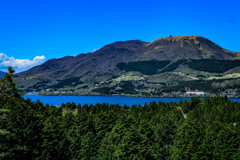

16,40,147,79
15,36,240,79
0,71,6,77
14,36,240,97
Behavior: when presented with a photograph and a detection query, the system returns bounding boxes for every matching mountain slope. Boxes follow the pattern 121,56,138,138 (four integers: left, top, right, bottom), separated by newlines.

0,71,6,77
16,40,147,79
14,36,240,95
16,36,240,80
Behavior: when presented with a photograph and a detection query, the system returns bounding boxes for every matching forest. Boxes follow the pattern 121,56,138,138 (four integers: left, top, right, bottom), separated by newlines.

116,61,170,75
1,67,240,159
116,59,240,75
185,59,240,73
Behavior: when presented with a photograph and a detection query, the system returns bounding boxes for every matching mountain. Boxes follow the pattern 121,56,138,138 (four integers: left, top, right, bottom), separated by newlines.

15,40,147,79
15,36,240,79
14,36,240,97
134,36,240,61
0,71,6,77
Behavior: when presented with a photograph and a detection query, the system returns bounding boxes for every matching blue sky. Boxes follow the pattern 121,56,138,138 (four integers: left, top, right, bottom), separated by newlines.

0,0,239,72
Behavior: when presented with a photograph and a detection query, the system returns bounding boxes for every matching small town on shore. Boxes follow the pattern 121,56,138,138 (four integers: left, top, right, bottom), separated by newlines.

26,88,240,98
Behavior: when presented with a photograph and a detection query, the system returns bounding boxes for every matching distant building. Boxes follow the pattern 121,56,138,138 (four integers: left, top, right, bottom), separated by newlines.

168,35,172,37
186,89,205,95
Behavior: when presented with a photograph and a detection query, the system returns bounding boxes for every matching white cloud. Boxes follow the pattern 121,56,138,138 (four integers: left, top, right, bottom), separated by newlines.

0,53,9,61
0,53,46,73
0,69,8,73
92,48,100,52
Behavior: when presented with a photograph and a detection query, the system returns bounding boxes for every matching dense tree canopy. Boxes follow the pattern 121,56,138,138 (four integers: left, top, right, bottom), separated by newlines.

0,67,240,159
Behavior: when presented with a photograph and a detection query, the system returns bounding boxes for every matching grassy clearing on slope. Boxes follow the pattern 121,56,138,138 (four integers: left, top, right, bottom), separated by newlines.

207,73,240,80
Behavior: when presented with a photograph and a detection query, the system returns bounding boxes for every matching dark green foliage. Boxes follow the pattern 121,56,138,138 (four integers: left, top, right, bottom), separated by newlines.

137,84,144,89
119,81,137,94
186,59,240,73
138,120,154,159
161,78,239,93
77,85,88,89
49,76,84,89
28,80,51,90
1,95,240,159
1,68,240,159
0,67,24,106
213,125,239,159
119,81,134,90
116,61,170,75
93,81,138,95
158,59,240,74
202,121,223,159
196,75,207,78
92,87,114,95
1,98,45,159
111,115,141,159
160,59,188,73
172,119,205,159
152,115,177,159
142,92,151,96
181,99,190,113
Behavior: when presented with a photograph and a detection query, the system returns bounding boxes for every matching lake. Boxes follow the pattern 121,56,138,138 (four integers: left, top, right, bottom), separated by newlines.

23,95,240,107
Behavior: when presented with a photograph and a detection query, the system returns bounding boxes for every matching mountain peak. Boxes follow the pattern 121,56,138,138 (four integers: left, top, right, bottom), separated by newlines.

134,36,240,61
148,36,207,46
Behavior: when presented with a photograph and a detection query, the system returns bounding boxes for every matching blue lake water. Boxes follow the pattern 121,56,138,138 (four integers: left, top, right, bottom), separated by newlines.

23,95,240,107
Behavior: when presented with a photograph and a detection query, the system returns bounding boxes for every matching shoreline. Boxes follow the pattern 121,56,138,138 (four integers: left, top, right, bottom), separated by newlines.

25,92,240,98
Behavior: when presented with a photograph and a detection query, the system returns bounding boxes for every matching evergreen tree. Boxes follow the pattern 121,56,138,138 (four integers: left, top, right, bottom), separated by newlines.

96,132,118,160
182,99,190,113
172,119,205,159
138,120,154,159
112,115,140,159
152,115,177,160
0,67,24,106
41,115,67,159
202,121,223,160
213,125,239,159
1,98,45,159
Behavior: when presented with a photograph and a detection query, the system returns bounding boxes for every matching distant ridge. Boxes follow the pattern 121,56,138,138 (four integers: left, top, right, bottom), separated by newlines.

0,71,6,77
15,36,240,80
16,40,148,79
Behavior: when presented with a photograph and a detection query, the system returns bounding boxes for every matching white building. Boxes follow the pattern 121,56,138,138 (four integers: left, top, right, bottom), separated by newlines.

186,89,205,95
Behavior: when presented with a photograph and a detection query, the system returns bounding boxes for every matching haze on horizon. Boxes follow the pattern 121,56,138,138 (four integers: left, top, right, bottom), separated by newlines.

0,0,239,73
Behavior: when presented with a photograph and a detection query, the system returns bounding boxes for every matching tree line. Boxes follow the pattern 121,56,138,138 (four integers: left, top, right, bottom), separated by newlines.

1,67,240,159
